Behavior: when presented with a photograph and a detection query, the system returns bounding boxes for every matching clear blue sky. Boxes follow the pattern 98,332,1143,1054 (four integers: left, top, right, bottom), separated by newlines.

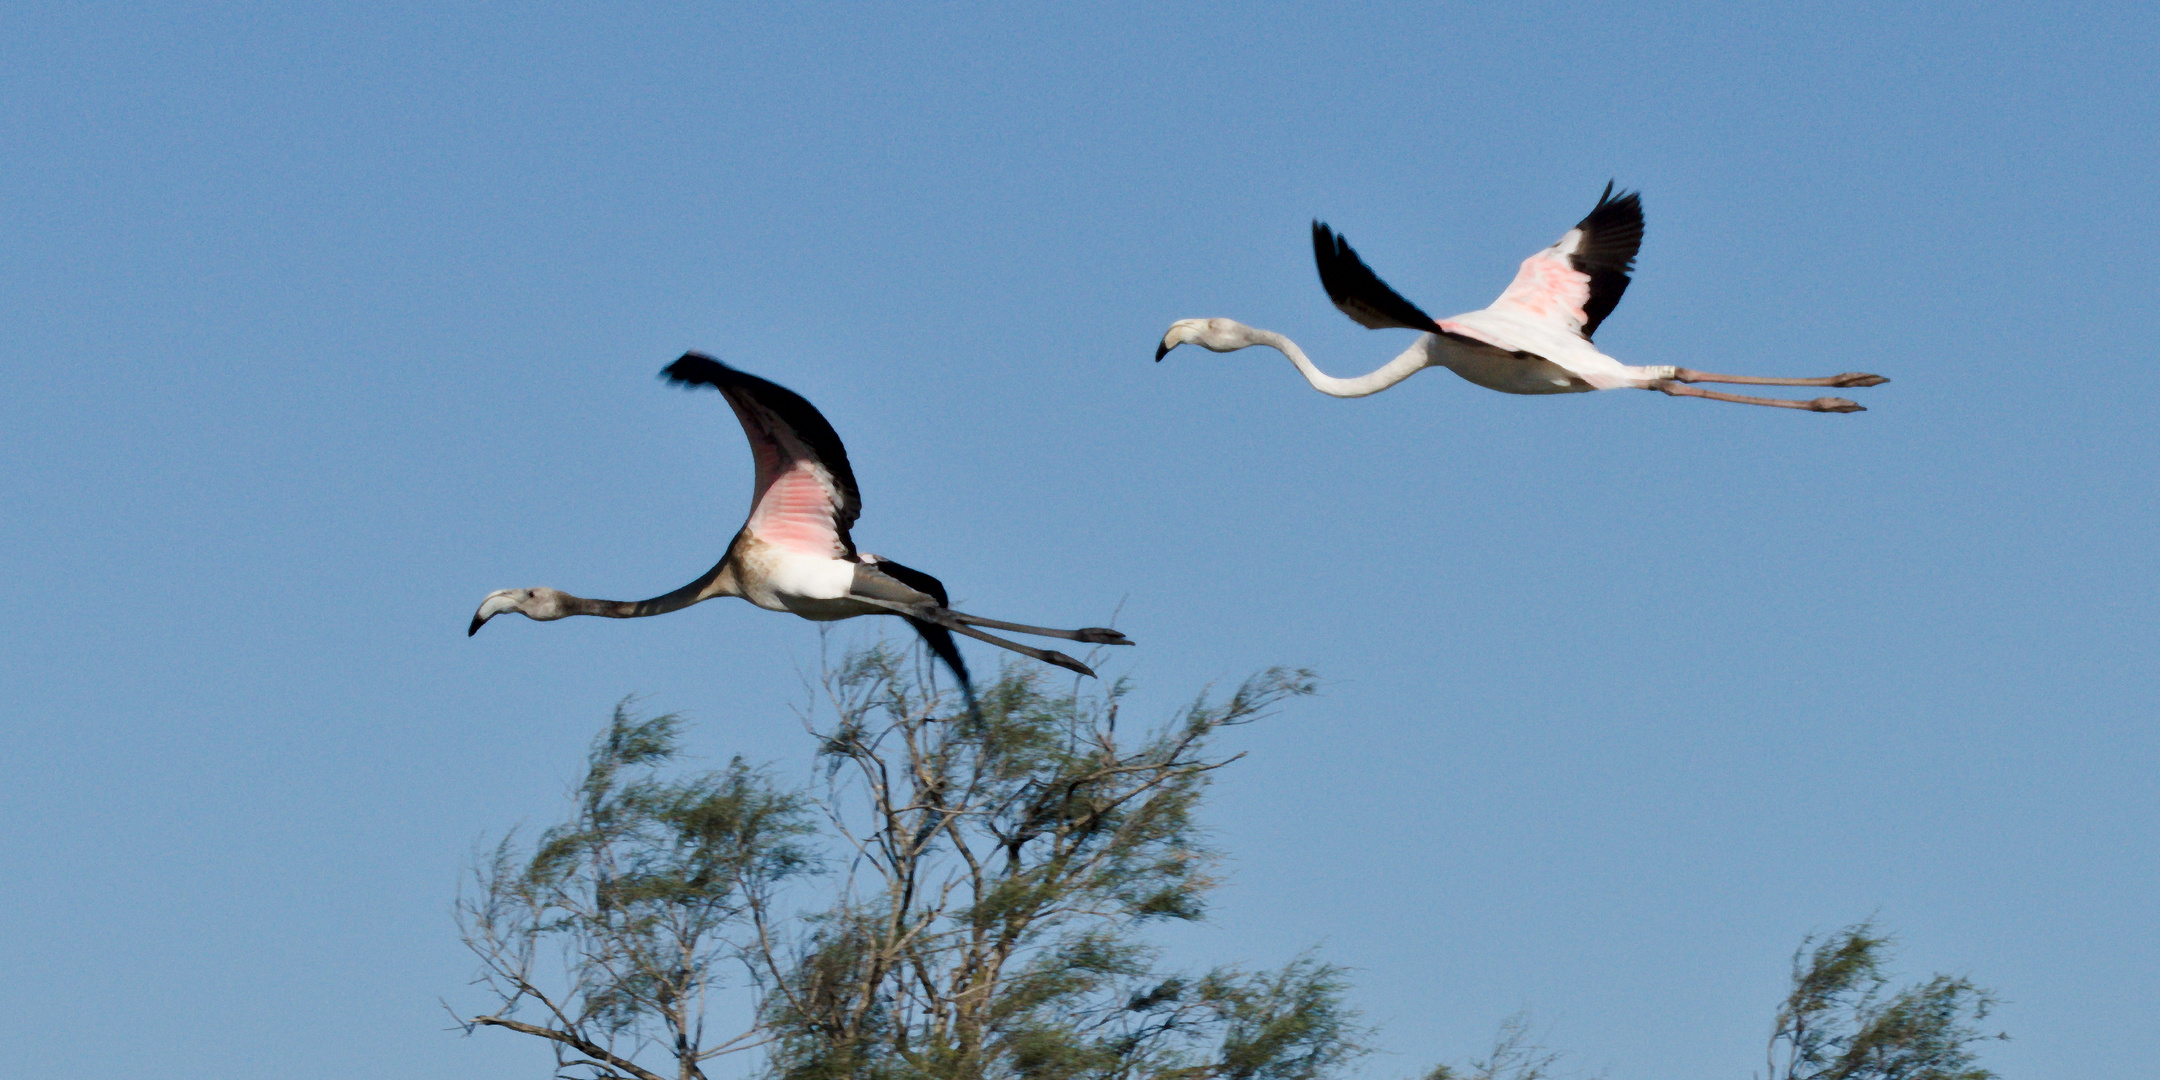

3,3,2154,1077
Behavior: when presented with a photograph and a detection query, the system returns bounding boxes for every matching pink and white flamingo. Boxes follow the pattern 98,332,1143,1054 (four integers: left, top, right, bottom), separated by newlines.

1157,184,1887,412
470,353,1129,695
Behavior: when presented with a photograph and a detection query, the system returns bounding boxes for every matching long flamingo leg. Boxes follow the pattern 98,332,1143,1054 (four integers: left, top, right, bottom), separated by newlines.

849,596,1100,677
1650,380,1865,412
952,613,1131,645
1671,367,1887,388
942,620,1095,677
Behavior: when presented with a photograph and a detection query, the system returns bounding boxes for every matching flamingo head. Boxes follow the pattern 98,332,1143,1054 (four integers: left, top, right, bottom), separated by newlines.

468,587,573,635
1156,318,1263,361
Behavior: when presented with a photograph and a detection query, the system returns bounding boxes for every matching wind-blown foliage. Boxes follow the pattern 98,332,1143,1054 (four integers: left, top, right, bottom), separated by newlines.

1419,1012,1560,1080
1416,925,2005,1080
1765,923,2005,1080
458,645,1371,1080
458,702,817,1080
456,653,2005,1080
763,643,1360,1080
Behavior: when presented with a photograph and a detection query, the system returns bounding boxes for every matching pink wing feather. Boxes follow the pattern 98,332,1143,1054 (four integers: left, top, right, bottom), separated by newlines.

1485,184,1644,340
663,353,862,560
1313,185,1640,345
720,391,854,558
1490,245,1595,333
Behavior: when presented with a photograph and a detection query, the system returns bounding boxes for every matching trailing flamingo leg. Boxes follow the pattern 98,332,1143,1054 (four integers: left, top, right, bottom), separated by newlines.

1650,380,1865,413
1670,367,1888,388
942,620,1096,677
952,613,1131,646
850,597,1099,677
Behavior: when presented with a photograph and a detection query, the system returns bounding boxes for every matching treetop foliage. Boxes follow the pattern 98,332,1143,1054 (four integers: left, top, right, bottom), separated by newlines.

459,644,1367,1080
1766,923,2005,1080
454,644,2004,1080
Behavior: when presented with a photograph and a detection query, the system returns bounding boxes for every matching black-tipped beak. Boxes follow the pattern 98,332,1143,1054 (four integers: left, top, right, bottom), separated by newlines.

1154,342,1171,362
468,614,486,636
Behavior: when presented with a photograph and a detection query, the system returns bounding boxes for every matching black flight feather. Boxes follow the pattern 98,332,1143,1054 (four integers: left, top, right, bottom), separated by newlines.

866,558,975,706
1568,182,1644,339
1312,221,1447,333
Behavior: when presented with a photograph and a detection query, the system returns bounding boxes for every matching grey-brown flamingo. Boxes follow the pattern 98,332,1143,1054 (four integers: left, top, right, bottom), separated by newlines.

470,353,1130,696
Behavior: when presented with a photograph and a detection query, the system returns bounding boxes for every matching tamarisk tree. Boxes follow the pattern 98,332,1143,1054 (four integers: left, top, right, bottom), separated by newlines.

456,706,817,1079
1415,927,2008,1080
456,644,1369,1080
1764,923,2005,1080
454,644,2007,1080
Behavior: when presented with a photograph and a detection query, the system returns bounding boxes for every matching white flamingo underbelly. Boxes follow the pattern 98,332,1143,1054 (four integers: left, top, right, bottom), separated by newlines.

737,539,862,616
1435,314,1642,394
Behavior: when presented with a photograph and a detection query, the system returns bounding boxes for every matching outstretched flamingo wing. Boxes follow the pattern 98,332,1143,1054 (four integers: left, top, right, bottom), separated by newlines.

1313,220,1507,354
1489,182,1643,339
1312,221,1447,332
662,353,862,559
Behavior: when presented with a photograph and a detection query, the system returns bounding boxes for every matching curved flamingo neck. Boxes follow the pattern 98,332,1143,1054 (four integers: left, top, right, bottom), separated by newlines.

562,557,739,619
1250,328,1431,398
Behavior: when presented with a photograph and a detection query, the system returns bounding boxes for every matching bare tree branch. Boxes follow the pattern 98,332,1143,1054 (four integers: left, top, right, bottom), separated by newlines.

470,1015,668,1080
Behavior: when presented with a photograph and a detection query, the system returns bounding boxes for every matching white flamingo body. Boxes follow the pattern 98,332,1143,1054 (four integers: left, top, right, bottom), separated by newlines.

1158,184,1886,412
470,353,1130,695
1438,316,1624,393
734,537,856,616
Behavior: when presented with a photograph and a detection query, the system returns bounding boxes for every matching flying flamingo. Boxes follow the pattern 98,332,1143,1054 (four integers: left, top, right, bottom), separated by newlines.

470,353,1130,695
1157,184,1888,412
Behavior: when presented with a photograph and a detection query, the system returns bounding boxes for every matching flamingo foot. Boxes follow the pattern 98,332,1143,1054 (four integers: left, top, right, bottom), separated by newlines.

1040,651,1096,677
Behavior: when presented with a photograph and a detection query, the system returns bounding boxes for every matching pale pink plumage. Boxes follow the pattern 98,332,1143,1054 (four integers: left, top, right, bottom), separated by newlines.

1157,183,1887,411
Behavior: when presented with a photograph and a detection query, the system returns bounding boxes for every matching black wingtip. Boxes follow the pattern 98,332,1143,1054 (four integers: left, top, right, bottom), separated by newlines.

467,615,484,636
907,617,976,709
660,351,729,388
1154,342,1170,362
1571,183,1645,339
1310,218,1446,334
1312,220,1343,278
1585,181,1643,222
